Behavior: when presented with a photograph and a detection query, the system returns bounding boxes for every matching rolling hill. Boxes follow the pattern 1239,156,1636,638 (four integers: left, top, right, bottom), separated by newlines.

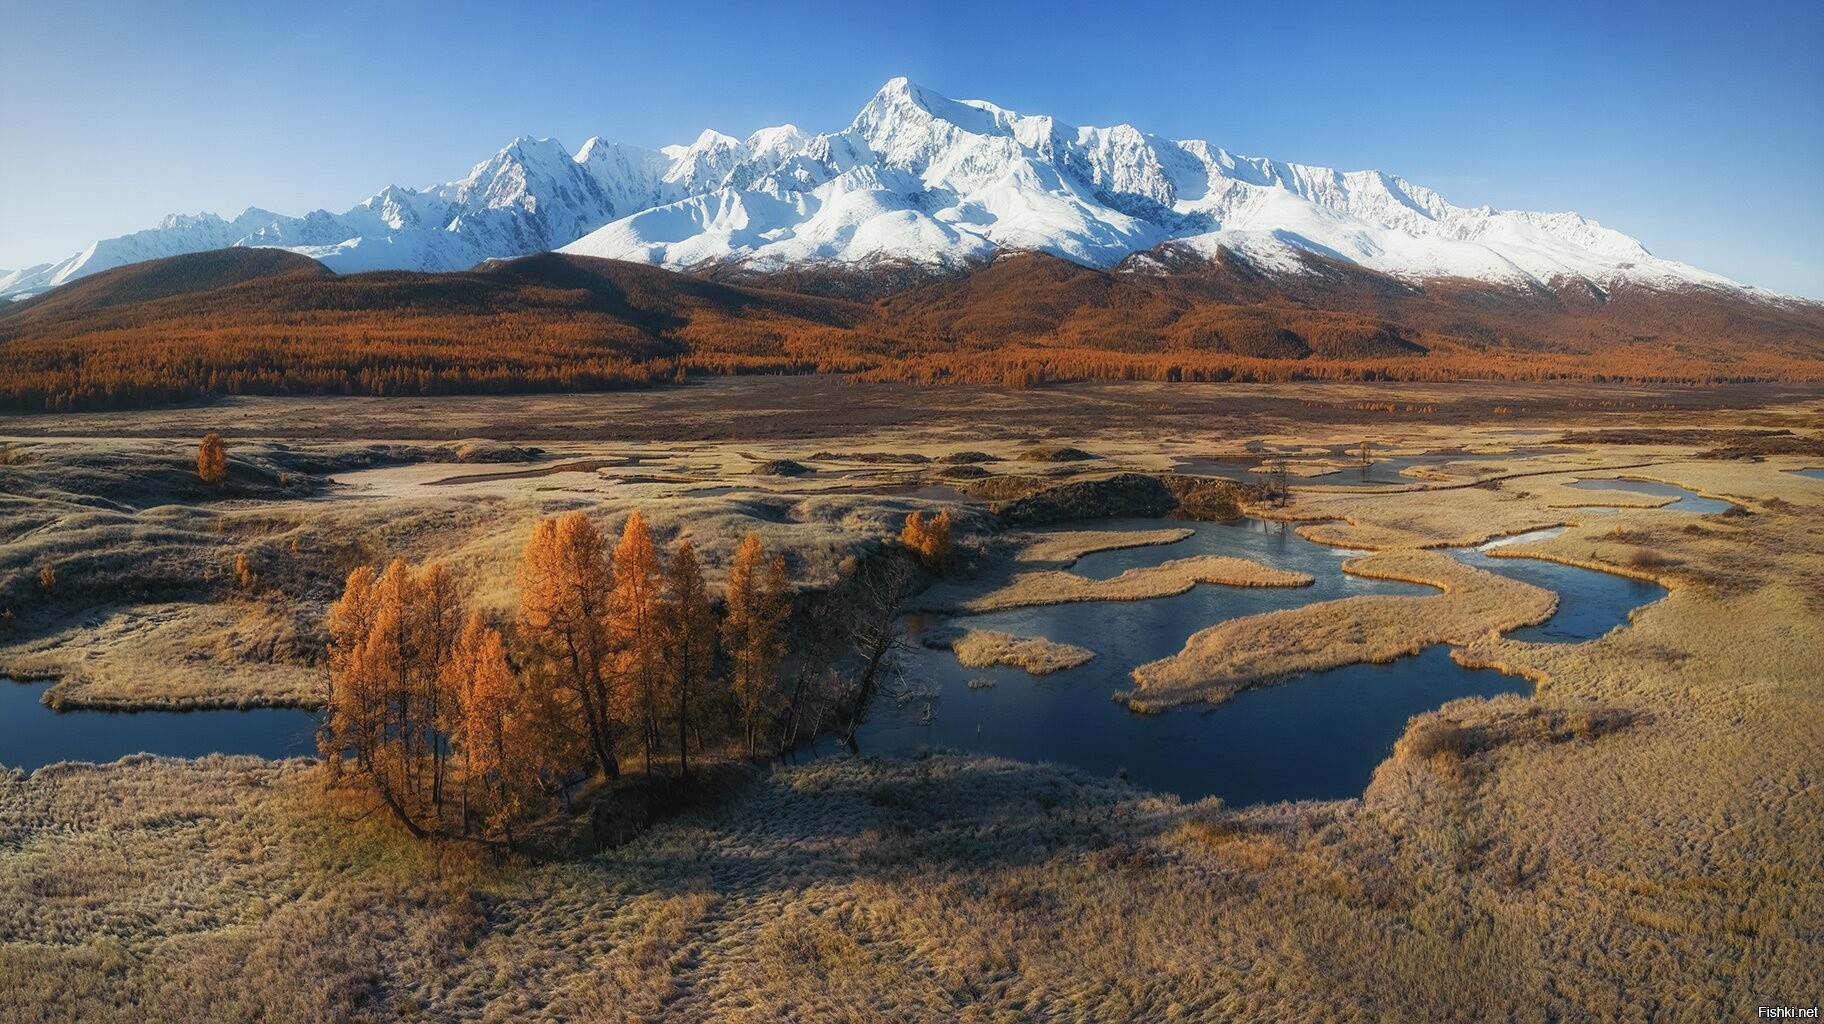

3,246,1821,412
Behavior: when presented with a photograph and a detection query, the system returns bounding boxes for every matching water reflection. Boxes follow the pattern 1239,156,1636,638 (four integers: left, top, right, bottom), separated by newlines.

0,679,322,774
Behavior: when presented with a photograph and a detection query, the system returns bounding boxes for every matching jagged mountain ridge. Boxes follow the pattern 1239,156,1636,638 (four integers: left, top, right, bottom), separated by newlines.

0,79,1789,302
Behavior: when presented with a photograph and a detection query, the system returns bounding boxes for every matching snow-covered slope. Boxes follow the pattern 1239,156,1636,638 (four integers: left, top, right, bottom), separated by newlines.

2,136,674,298
568,79,1750,295
1,78,1774,301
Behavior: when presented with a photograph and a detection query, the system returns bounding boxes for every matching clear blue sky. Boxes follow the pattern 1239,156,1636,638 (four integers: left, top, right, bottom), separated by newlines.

3,0,1820,297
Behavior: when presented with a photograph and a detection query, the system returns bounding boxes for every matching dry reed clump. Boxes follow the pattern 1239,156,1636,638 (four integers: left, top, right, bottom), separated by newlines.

1627,547,1669,569
1395,718,1472,764
753,459,812,477
1126,549,1556,708
1173,815,1288,871
930,628,1096,675
956,473,1058,502
959,555,1313,613
1251,460,1349,478
806,451,932,465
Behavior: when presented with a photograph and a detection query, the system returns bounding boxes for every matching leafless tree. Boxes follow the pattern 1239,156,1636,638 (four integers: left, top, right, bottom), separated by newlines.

828,555,924,754
1264,460,1291,506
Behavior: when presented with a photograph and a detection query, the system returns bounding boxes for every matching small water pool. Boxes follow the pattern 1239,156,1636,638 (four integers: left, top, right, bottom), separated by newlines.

0,679,323,774
1790,468,1824,481
1566,477,1735,513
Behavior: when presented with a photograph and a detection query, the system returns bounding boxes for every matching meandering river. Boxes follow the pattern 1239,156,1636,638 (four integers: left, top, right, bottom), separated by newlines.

856,517,1668,805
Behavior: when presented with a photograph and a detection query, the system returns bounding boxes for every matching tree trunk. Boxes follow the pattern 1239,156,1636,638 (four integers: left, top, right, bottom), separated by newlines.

375,779,429,839
676,681,690,778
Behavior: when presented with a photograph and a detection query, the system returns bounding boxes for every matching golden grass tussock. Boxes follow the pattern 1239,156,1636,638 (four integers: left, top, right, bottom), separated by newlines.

1126,550,1556,708
933,628,1096,674
959,555,1314,613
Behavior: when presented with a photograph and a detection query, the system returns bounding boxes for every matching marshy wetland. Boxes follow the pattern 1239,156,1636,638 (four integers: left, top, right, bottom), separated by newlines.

865,517,1672,805
2,377,1821,1022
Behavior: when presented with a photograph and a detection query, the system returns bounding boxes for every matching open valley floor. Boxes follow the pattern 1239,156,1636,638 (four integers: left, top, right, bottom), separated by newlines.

3,378,1822,1022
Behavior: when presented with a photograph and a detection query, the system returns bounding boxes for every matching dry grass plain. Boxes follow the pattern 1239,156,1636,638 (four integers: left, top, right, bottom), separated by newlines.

3,379,1822,1022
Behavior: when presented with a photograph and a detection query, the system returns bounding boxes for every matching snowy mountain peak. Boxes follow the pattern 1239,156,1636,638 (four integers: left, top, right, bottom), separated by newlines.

3,78,1780,301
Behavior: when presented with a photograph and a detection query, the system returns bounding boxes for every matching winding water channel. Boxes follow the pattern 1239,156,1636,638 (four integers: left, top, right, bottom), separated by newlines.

856,515,1670,805
1565,477,1735,513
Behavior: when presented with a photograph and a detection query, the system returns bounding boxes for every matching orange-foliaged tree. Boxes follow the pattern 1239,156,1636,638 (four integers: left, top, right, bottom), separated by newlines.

609,510,667,772
324,564,383,775
722,533,792,759
321,559,451,835
415,562,464,812
446,611,532,841
197,433,228,485
365,560,420,822
324,558,548,841
516,511,623,781
662,539,716,777
901,509,955,574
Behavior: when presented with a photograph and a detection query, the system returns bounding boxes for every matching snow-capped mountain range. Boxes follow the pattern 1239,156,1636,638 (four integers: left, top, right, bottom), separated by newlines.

0,78,1771,302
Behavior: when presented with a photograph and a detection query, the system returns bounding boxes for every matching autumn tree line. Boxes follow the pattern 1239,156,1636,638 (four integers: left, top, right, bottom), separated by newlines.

322,509,933,843
8,249,1822,412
